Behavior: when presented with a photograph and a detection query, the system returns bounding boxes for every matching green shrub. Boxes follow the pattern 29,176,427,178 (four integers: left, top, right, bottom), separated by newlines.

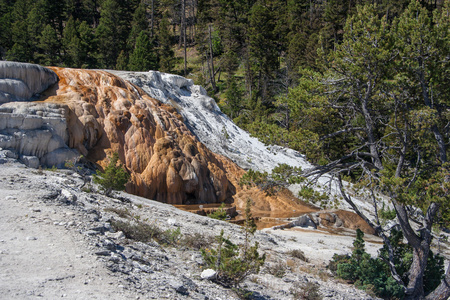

163,227,182,246
298,186,329,205
290,282,322,300
201,200,265,287
93,153,130,196
201,229,265,287
329,229,445,299
207,203,228,220
110,219,162,243
378,203,396,221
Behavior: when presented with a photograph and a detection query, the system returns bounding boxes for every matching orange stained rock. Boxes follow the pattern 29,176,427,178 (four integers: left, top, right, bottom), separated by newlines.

44,67,234,205
39,67,318,220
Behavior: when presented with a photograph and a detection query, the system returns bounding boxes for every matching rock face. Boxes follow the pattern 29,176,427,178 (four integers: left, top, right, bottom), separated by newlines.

41,66,235,205
109,70,310,173
0,62,235,204
0,62,312,214
0,61,58,102
0,62,76,167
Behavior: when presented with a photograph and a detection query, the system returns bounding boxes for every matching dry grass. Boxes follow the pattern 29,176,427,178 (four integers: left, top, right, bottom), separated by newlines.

104,207,131,219
180,232,214,250
288,249,309,262
290,282,323,300
298,265,331,282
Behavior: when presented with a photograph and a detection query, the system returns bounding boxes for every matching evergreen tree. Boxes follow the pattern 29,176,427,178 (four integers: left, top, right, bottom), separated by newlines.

128,1,149,50
62,16,81,67
0,0,13,59
248,0,279,107
116,50,129,70
128,30,158,71
77,20,96,68
37,24,60,65
158,13,174,72
6,0,34,62
95,0,122,68
286,2,450,298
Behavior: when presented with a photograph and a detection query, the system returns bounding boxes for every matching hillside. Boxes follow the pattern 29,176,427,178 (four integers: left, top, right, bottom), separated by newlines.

0,159,380,300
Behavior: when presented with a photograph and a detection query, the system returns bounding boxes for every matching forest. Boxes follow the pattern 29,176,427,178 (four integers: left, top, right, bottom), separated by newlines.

1,1,449,298
0,0,445,154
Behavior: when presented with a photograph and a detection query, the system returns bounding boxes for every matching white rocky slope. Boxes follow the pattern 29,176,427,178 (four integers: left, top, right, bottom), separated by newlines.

110,70,309,173
0,158,378,300
109,70,378,214
0,61,58,103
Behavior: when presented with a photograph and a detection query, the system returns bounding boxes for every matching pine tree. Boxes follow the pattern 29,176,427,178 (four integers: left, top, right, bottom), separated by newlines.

128,30,158,71
0,0,13,59
158,13,174,73
62,16,81,67
95,0,122,68
6,0,33,62
93,153,130,196
116,50,129,70
37,24,60,65
128,1,149,50
77,20,95,68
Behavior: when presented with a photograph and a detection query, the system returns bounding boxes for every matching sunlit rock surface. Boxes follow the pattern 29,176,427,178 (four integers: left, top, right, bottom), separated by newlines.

0,62,315,215
109,70,310,173
0,61,58,102
36,67,239,205
0,62,75,167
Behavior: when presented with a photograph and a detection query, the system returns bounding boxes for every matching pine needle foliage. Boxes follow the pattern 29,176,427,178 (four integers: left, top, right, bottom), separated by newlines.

93,153,130,196
201,199,265,288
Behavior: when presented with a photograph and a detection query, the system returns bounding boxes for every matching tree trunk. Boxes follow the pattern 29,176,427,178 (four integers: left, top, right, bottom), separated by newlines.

426,264,450,300
208,24,216,91
404,245,428,300
183,0,187,76
360,80,383,170
150,0,154,38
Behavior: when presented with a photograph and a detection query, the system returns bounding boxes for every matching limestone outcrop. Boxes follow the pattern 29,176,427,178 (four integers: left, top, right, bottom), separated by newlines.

0,62,75,167
0,62,313,214
0,61,58,102
39,67,236,205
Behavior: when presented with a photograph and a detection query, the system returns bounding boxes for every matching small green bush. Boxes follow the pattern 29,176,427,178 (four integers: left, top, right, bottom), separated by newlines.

201,229,265,287
93,153,130,196
110,219,162,243
201,200,265,287
290,282,322,300
289,249,309,262
298,186,328,206
207,203,228,220
378,203,396,221
163,227,182,246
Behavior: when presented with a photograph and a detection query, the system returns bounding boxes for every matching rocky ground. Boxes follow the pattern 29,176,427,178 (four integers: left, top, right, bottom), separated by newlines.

0,158,382,299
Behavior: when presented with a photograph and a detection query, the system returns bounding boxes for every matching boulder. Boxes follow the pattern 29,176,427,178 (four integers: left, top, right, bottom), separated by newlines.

292,214,317,229
200,269,217,280
20,155,40,169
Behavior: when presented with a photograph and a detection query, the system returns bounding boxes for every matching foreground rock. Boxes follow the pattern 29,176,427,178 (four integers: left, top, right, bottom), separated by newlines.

0,159,380,299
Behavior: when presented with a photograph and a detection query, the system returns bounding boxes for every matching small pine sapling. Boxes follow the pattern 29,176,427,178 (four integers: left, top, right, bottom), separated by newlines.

201,198,265,288
93,153,130,196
